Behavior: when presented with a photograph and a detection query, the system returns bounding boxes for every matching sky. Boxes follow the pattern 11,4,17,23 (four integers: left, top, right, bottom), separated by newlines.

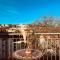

0,0,60,24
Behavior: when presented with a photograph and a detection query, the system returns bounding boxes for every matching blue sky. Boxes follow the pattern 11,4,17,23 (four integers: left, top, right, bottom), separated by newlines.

0,0,60,24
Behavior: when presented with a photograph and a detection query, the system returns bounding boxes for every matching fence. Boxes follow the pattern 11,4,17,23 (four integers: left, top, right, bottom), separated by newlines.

0,33,60,60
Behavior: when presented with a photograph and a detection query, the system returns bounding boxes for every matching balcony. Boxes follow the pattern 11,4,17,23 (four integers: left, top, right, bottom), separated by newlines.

0,33,60,60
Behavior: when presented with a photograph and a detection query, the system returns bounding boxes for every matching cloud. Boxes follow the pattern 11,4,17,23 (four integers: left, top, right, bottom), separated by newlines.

6,9,20,15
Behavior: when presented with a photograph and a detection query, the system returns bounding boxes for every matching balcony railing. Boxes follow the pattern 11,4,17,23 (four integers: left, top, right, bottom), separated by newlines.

0,33,60,60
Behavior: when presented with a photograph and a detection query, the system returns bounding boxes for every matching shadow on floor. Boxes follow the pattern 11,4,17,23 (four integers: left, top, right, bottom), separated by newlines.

0,55,59,60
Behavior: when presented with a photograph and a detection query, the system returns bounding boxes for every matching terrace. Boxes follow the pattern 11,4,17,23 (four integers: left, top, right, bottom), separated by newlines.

0,32,60,60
